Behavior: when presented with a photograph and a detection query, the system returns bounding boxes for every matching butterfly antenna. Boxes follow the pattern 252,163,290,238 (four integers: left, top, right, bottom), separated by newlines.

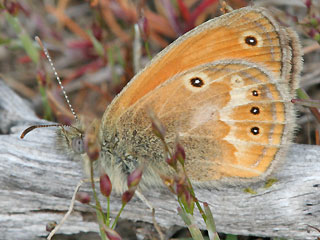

20,124,82,139
20,124,62,139
35,36,78,122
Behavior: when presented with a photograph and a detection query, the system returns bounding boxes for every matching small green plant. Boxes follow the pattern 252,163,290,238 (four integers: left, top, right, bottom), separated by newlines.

150,111,221,240
76,122,144,240
2,2,54,120
301,0,320,44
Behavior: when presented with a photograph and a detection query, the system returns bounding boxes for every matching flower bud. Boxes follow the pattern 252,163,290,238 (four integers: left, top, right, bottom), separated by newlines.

127,167,143,190
84,121,100,161
180,189,194,212
305,0,312,9
76,192,91,204
138,15,149,41
166,155,177,169
36,69,46,87
122,190,135,204
149,110,166,140
175,143,186,166
100,173,112,197
161,175,174,192
4,2,21,15
103,226,122,240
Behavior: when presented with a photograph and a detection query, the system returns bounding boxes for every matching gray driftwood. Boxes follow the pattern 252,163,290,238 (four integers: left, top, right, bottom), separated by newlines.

0,79,320,240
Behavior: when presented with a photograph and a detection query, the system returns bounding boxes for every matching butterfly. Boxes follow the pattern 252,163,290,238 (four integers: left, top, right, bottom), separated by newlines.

23,6,302,193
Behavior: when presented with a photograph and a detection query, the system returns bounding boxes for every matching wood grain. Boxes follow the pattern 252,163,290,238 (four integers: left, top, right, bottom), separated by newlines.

0,79,320,240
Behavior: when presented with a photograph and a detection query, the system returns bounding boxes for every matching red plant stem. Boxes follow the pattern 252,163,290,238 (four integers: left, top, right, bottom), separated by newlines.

189,0,218,28
177,0,190,23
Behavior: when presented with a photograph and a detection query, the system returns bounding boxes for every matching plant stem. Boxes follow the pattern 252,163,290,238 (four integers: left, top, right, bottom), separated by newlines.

107,196,110,226
90,160,105,223
112,203,126,229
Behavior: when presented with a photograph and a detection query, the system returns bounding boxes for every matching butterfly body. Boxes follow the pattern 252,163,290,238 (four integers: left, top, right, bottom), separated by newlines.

66,7,302,193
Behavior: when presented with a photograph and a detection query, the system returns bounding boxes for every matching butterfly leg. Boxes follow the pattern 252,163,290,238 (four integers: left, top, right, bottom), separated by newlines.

47,178,93,240
135,190,164,240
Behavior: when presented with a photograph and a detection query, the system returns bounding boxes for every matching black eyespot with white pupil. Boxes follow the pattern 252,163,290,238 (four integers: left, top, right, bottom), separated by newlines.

252,90,259,96
245,36,258,46
251,127,260,135
190,77,204,87
250,106,260,115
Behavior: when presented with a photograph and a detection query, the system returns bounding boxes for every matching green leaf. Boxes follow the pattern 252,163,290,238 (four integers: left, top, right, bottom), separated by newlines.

20,33,39,64
243,187,257,194
87,30,104,58
5,12,21,33
264,178,278,188
178,209,204,240
5,11,39,63
204,203,220,240
0,37,11,45
225,234,237,240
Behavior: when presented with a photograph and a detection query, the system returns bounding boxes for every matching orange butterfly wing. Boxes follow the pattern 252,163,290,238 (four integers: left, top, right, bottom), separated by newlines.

98,7,302,186
103,7,300,124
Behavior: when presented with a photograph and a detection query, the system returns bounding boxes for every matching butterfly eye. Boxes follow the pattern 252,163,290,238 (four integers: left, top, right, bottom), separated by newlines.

245,36,258,46
252,90,259,96
190,77,204,87
72,137,85,154
184,72,208,92
250,127,260,135
250,106,260,115
240,31,262,48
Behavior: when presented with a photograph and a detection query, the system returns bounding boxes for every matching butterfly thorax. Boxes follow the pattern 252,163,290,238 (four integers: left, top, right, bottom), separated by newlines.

98,122,174,193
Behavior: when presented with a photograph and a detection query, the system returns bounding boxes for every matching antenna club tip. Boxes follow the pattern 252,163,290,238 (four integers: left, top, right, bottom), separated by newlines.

35,36,44,48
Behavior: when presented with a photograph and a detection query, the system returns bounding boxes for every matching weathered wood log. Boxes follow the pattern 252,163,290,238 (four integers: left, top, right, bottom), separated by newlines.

0,79,320,240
